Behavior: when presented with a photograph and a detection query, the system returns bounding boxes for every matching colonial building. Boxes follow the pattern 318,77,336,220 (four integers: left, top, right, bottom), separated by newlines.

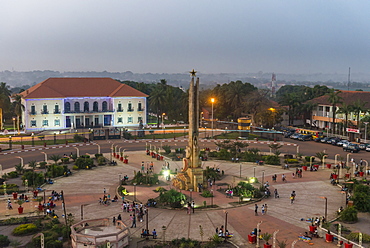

20,78,148,133
309,90,370,134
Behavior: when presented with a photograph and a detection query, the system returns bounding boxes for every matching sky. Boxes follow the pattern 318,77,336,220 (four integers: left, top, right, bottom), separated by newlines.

1,0,370,74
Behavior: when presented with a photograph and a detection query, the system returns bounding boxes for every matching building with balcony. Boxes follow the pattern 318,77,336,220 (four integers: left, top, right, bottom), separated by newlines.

309,90,370,133
20,78,148,132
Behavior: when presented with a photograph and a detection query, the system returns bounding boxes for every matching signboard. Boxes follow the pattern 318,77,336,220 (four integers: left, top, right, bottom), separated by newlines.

346,128,360,133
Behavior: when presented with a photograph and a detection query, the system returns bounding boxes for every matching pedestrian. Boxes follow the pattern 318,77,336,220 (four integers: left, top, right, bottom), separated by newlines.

261,204,265,215
112,216,116,225
264,204,268,214
255,204,258,216
274,189,279,198
187,202,191,214
282,174,287,182
152,229,157,239
191,200,195,213
104,188,106,194
290,191,296,204
131,214,136,228
216,227,218,234
117,214,122,221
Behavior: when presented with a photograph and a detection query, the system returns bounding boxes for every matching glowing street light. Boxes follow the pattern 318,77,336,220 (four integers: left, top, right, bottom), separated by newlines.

211,98,215,138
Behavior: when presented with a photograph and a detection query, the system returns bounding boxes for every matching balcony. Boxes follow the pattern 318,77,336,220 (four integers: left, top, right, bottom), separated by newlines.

127,108,134,112
29,111,37,115
41,110,49,115
64,109,114,114
117,108,124,112
137,108,145,112
54,110,61,114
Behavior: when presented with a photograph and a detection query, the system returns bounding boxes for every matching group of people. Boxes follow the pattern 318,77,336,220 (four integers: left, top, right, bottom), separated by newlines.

141,228,157,238
254,203,268,216
186,201,195,214
216,225,232,238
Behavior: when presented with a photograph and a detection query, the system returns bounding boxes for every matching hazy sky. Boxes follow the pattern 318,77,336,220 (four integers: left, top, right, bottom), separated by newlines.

1,1,370,74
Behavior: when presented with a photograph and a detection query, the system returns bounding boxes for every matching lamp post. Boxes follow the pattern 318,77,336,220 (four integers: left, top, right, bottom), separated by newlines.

162,113,166,138
133,183,137,202
110,143,115,162
319,196,328,221
334,154,340,165
16,156,24,167
74,147,80,157
31,133,34,147
253,167,256,178
273,230,279,248
95,143,101,154
262,170,265,185
0,164,2,178
256,221,263,248
9,136,12,150
239,163,242,178
224,211,228,238
364,122,369,143
53,132,56,144
12,117,16,135
322,155,328,169
190,189,193,201
211,98,215,138
210,189,214,207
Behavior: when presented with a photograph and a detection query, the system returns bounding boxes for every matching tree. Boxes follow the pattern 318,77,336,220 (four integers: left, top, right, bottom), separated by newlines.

269,143,283,155
49,154,62,164
338,102,353,135
351,99,368,129
12,94,24,133
315,151,328,163
302,102,318,129
149,86,166,128
327,90,343,134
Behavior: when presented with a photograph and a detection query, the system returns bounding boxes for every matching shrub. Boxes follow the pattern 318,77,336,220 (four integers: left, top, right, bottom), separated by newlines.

262,155,280,165
162,145,171,154
7,171,19,178
158,189,186,208
95,153,103,158
39,161,47,169
345,232,370,243
340,206,358,223
305,156,315,162
47,164,64,178
75,157,94,169
22,171,44,188
0,235,10,247
72,165,79,170
201,189,214,198
12,223,38,236
155,186,166,193
61,157,69,164
285,159,299,164
97,156,106,165
73,134,85,142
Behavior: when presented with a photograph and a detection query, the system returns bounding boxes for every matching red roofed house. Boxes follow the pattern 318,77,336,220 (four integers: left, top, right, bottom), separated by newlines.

20,78,148,132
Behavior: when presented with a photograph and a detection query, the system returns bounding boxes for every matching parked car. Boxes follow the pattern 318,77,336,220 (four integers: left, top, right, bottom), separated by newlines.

330,137,342,145
314,137,322,142
320,137,330,143
336,140,348,146
366,145,370,152
298,134,312,141
290,133,300,140
359,143,367,150
284,131,295,138
342,141,351,148
343,144,360,153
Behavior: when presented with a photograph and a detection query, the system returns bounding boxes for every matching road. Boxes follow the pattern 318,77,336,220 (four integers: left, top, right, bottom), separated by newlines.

1,136,369,171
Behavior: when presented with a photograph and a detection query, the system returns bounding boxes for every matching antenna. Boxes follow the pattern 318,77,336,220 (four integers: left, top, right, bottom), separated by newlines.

347,67,350,91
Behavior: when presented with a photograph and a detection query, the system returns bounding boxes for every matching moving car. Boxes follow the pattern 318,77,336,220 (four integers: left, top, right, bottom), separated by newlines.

298,134,312,141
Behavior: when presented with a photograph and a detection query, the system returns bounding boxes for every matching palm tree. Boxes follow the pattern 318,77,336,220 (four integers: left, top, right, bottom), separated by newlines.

12,94,25,133
226,81,246,118
49,154,62,165
327,90,342,135
28,160,37,171
303,102,318,129
278,93,301,125
149,86,166,128
337,103,353,135
351,99,368,129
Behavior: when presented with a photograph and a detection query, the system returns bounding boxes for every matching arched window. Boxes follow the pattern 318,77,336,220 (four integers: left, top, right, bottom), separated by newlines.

117,103,122,112
128,103,133,111
64,102,70,112
74,102,80,112
93,101,99,112
102,101,108,111
84,101,89,112
138,103,142,111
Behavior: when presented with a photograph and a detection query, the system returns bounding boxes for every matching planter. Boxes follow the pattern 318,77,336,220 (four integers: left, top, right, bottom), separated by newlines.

345,173,350,178
12,192,18,200
248,234,256,244
116,154,119,159
18,206,24,214
325,233,333,242
263,244,272,248
124,159,128,164
326,164,332,169
120,157,123,161
113,152,116,156
332,174,338,180
359,171,364,177
302,166,308,171
314,164,320,169
344,243,353,248
160,156,164,161
309,225,317,233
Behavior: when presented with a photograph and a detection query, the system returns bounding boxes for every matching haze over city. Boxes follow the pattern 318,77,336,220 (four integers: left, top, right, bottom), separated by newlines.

2,0,370,76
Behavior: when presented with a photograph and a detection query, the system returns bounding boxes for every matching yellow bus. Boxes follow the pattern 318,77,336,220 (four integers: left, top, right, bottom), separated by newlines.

295,128,323,139
238,117,252,130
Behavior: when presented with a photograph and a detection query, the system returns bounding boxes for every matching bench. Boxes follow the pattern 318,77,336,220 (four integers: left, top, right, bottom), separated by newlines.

141,233,157,239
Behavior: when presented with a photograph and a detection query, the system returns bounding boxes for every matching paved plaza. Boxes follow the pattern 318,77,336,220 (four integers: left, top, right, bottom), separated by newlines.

1,149,369,247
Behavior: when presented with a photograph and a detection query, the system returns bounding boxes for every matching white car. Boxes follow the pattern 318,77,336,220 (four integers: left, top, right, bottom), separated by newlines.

366,145,370,152
341,140,350,148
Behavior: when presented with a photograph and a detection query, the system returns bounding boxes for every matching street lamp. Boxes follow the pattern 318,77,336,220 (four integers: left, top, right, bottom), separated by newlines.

319,196,328,221
211,98,215,138
322,155,328,169
363,159,368,180
94,143,101,154
41,152,47,162
210,189,214,207
224,211,228,238
16,156,24,167
74,147,80,157
364,122,369,143
190,189,193,201
31,133,34,147
133,183,137,202
256,221,263,248
12,117,16,135
162,113,166,138
262,170,265,185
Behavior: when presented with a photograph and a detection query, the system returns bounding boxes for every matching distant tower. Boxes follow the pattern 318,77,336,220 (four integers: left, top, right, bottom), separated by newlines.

270,73,276,97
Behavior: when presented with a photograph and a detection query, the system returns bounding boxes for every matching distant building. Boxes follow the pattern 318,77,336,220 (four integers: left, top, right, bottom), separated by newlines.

20,78,148,133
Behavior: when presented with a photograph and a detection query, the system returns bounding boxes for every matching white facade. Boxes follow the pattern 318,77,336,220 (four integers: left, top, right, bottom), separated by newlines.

22,96,147,132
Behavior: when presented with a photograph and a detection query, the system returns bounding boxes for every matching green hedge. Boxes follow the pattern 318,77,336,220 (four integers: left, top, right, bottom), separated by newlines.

12,223,38,236
0,235,10,247
346,232,370,243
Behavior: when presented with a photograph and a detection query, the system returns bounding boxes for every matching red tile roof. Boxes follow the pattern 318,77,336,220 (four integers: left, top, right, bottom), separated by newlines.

309,90,370,108
20,78,148,99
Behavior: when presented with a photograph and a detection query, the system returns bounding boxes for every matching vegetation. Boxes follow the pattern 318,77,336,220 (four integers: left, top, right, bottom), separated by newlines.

352,184,370,212
12,223,38,236
133,171,159,185
339,206,358,223
158,189,186,208
0,234,10,247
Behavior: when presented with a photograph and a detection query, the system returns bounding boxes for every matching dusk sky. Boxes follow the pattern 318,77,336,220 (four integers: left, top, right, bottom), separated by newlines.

1,1,370,74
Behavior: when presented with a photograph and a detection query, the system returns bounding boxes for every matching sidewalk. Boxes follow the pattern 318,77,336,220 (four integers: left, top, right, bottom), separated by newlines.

0,151,368,247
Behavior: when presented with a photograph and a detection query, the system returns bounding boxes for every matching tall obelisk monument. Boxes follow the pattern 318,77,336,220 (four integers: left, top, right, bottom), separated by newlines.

172,69,205,191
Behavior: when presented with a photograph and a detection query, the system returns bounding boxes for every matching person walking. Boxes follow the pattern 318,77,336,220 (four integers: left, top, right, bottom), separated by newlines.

290,191,296,204
112,216,116,226
254,204,258,216
131,214,136,228
264,204,268,214
261,204,265,215
274,189,279,198
117,214,122,221
104,188,106,194
191,200,195,213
